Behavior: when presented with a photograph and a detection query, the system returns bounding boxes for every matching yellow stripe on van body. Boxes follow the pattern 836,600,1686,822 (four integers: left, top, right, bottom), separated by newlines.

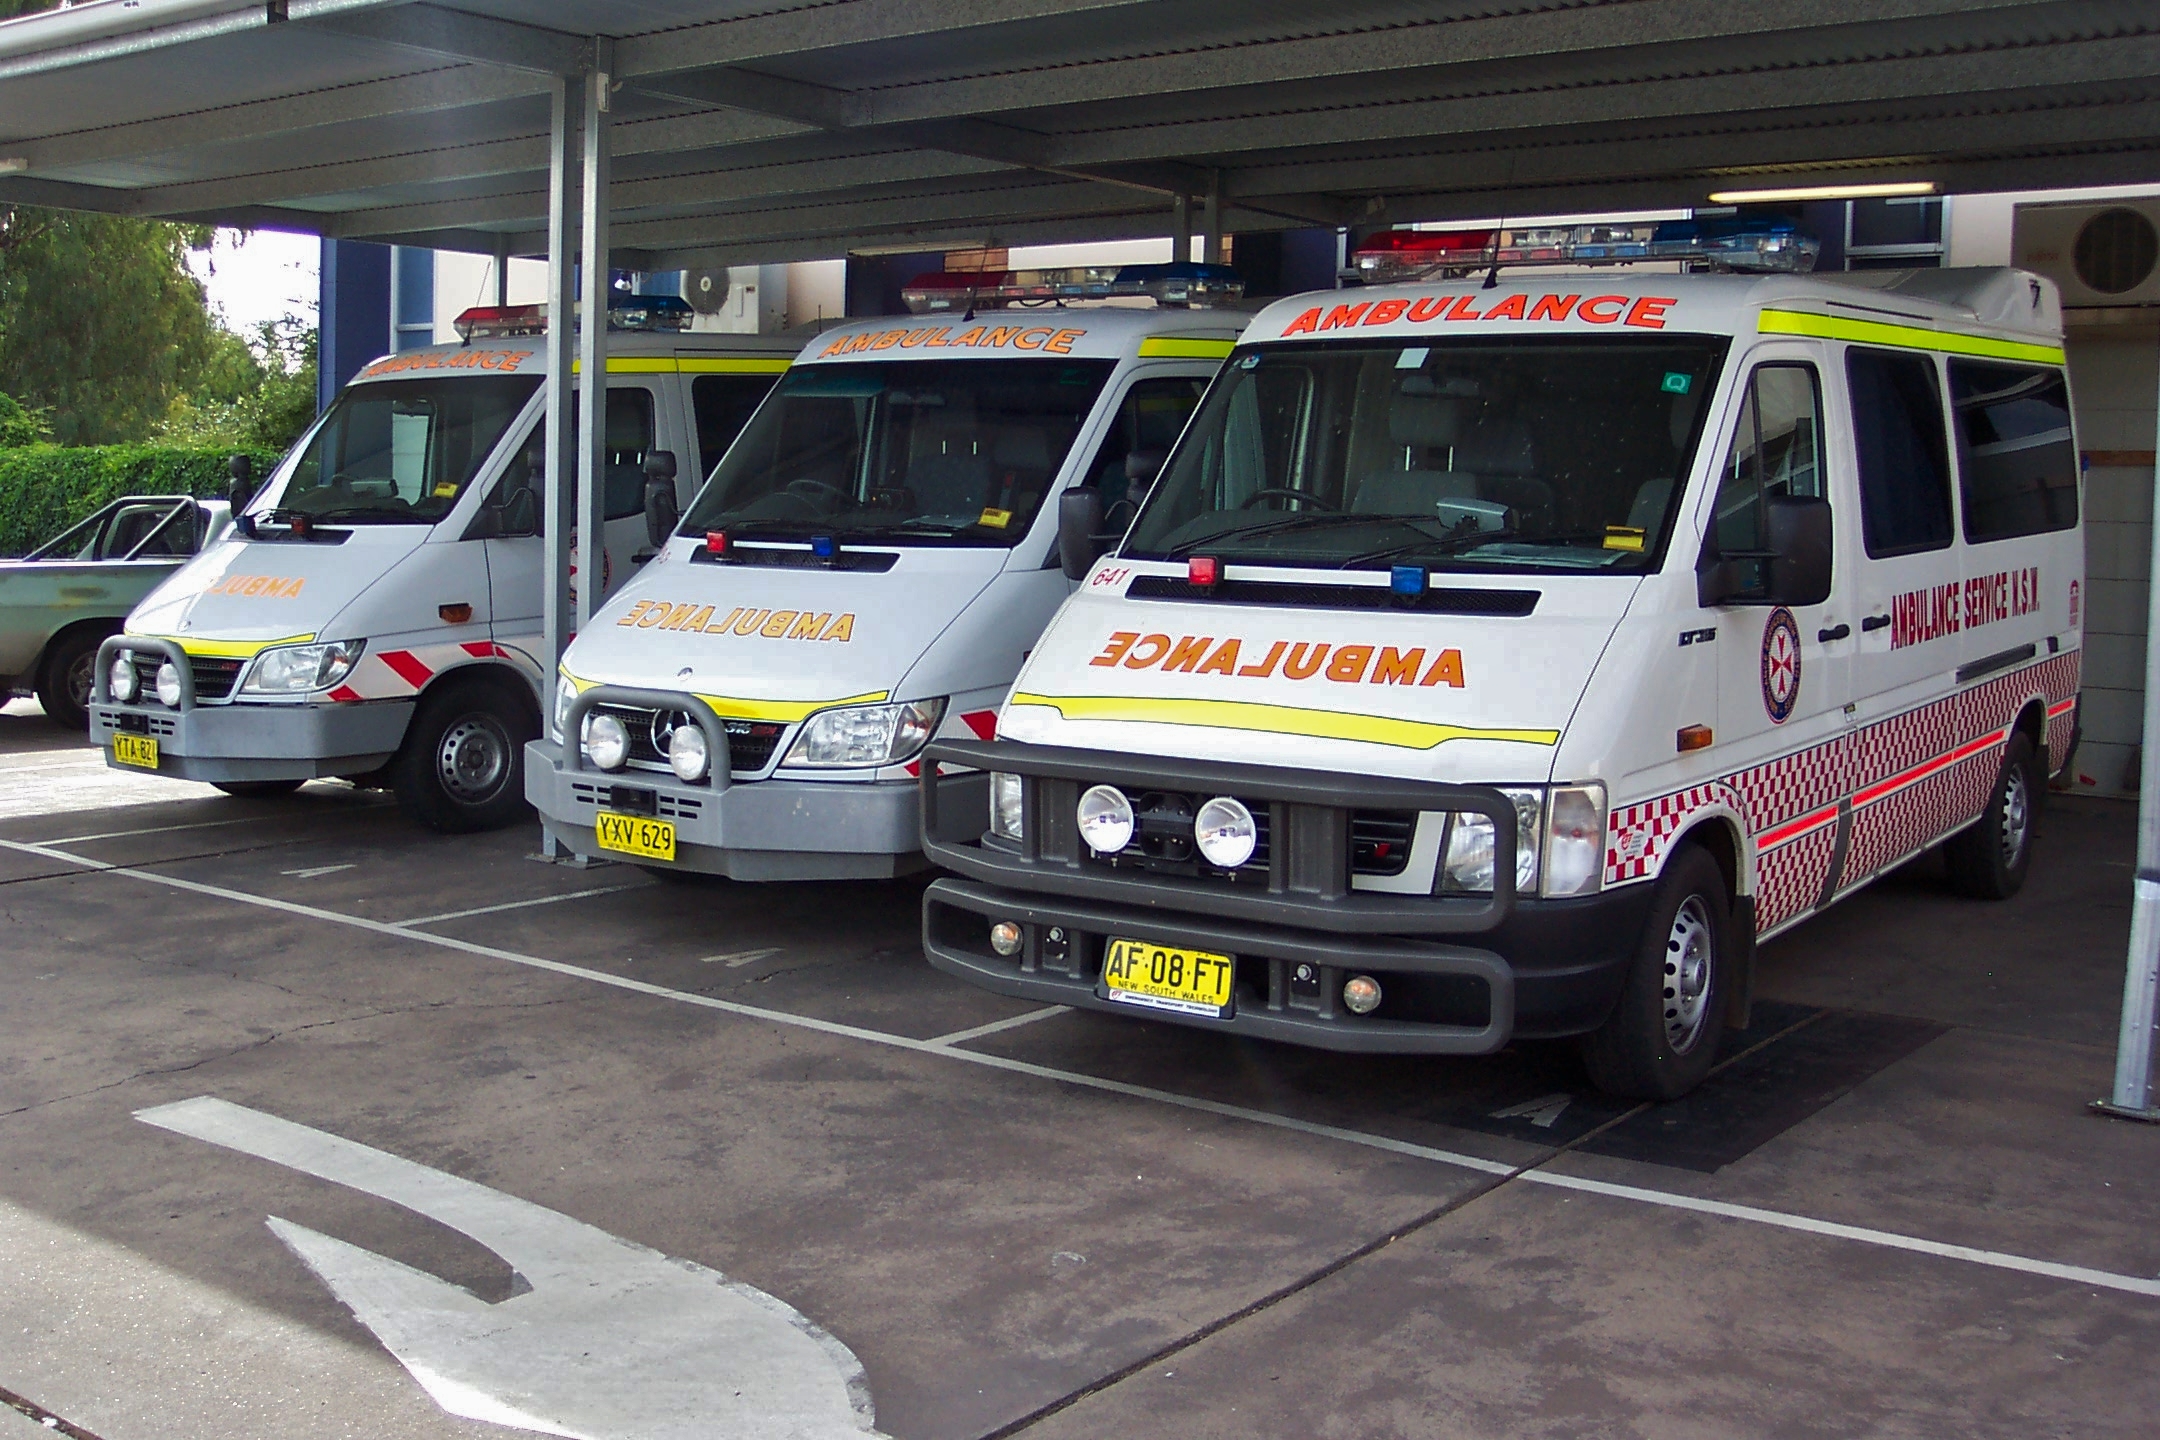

677,357,791,374
125,632,316,659
1137,337,1237,359
1007,692,1560,751
690,689,889,724
1757,309,2065,366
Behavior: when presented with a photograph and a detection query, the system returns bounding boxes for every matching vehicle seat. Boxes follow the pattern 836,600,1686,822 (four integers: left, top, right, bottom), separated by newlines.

104,505,184,558
908,420,991,517
602,397,651,519
1453,408,1551,520
990,425,1053,515
1353,394,1479,516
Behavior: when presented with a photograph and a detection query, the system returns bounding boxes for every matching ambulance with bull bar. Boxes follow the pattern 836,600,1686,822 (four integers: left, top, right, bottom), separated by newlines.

525,263,1241,879
90,297,794,830
919,219,2083,1100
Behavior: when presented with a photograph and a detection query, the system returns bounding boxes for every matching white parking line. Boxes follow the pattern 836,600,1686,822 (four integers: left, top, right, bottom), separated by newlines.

396,884,643,927
6,831,2156,1302
927,1006,1072,1047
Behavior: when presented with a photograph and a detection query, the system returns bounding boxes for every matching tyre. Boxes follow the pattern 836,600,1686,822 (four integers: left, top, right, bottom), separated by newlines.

1943,732,2040,900
391,676,537,833
212,780,306,798
37,628,108,732
1581,844,1732,1101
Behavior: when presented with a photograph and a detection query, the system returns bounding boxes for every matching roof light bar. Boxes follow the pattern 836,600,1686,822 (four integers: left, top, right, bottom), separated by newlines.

453,304,548,341
451,293,697,342
901,261,1244,314
1706,181,1935,204
1352,218,1818,285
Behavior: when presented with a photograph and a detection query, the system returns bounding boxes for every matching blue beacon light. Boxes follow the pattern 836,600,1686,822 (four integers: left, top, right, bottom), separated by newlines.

1391,565,1428,597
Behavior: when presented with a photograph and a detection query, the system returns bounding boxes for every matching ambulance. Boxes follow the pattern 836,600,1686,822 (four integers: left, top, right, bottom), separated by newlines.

525,264,1242,880
89,298,795,831
919,221,2083,1100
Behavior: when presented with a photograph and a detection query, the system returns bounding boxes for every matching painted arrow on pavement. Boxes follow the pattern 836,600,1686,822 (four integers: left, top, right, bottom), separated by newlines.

138,1096,882,1440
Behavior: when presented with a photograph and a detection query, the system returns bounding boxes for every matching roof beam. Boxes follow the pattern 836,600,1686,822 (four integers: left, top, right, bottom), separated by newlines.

304,3,587,76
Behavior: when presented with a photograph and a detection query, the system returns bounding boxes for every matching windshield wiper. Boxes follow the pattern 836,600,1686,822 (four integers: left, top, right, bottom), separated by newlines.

1160,511,1372,560
306,505,425,523
1339,527,1630,568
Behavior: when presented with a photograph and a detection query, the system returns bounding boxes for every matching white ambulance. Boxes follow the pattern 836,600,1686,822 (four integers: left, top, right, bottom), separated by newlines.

526,265,1242,880
920,223,2082,1100
89,300,794,830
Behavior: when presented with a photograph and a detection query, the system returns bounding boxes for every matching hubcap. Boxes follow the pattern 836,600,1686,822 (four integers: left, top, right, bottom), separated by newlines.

65,651,96,709
1998,764,2031,867
436,713,510,805
1661,896,1716,1053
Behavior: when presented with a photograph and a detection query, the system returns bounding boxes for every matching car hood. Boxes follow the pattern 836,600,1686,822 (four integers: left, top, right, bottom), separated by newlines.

125,528,430,651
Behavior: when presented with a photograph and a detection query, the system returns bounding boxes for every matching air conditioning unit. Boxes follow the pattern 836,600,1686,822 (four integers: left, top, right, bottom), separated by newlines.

2012,198,2160,307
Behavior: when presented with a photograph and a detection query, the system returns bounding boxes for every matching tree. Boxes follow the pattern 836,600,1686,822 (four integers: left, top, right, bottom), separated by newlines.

156,315,319,453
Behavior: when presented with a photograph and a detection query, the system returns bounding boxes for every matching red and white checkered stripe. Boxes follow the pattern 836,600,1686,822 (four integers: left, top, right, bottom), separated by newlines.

326,636,541,704
1606,649,2080,935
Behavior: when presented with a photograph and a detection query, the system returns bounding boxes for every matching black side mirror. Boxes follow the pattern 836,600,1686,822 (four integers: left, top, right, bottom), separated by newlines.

643,451,680,548
226,453,255,510
1058,487,1108,582
1697,494,1833,608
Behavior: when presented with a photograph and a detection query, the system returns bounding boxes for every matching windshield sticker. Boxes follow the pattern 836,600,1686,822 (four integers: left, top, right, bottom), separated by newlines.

1279,293,1675,337
1761,608,1801,724
204,573,305,599
816,324,1088,359
615,600,855,643
1890,566,2040,650
1090,631,1464,688
357,348,534,378
977,507,1013,529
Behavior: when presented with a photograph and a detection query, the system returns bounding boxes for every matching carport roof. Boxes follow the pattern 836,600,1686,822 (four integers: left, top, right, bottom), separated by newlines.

2,0,2159,269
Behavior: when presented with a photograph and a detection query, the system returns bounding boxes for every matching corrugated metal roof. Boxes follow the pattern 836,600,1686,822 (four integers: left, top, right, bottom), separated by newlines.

0,0,2155,266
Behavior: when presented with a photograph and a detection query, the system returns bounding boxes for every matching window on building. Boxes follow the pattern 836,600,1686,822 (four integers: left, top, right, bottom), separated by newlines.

1848,348,1954,556
1950,360,2078,542
1844,197,1946,271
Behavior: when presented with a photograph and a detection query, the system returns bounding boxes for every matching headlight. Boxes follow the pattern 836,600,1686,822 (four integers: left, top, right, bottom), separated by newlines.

784,698,945,768
110,654,140,704
552,675,577,743
1542,783,1607,897
1440,788,1542,894
155,660,184,708
1194,796,1257,869
990,772,1024,841
1076,784,1134,855
668,722,710,782
584,712,629,770
242,640,363,694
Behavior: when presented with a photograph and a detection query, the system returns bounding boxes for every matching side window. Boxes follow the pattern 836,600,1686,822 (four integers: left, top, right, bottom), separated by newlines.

692,373,779,479
1709,363,1823,555
569,387,657,521
1084,375,1210,519
1949,360,2078,543
1847,348,1954,557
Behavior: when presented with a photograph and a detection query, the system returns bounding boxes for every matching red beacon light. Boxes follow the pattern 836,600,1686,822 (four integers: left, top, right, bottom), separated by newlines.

1188,555,1221,588
1353,229,1496,284
704,531,728,556
900,263,1244,314
453,304,548,341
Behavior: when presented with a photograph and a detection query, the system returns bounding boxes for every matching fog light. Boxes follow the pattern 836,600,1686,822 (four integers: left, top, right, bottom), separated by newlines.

1194,796,1257,869
154,660,183,708
667,722,710,782
1076,784,1134,854
1342,974,1383,1015
989,920,1023,957
110,654,139,704
584,712,629,770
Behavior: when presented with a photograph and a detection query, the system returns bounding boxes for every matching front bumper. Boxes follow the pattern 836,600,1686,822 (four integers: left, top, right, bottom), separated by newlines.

526,732,985,881
88,635,410,782
918,738,1649,1053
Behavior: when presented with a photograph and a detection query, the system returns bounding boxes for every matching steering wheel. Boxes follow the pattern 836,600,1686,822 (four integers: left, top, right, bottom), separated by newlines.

783,478,847,507
1238,487,1339,511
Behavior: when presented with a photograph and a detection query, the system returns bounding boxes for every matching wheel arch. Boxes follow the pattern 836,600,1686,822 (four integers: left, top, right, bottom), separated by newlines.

33,615,124,676
417,658,543,725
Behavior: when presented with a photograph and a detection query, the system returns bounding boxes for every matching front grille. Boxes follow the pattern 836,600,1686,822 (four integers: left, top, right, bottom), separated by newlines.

128,653,243,702
1351,811,1417,877
1080,786,1421,887
587,702,786,779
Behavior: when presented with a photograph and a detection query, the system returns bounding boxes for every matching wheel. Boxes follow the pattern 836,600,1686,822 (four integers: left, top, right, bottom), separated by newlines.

212,780,305,798
391,676,537,833
1581,844,1731,1101
1944,732,2039,900
37,628,108,731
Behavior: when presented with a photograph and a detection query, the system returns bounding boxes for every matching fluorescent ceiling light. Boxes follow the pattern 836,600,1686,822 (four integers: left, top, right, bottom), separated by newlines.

1707,181,1937,204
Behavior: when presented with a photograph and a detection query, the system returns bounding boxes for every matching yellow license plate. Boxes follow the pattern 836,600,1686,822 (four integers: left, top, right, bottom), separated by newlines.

594,811,675,861
111,733,159,770
1101,937,1235,1018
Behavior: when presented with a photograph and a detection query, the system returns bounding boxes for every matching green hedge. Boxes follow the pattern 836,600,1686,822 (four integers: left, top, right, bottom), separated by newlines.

0,444,279,557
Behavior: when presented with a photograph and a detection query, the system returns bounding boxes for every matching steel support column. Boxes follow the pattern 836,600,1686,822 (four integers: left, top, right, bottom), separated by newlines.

575,40,613,633
1172,193,1190,264
541,74,578,677
1201,169,1222,265
2100,343,2160,1123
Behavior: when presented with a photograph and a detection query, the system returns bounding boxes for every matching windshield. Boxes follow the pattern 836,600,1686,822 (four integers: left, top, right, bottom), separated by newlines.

681,358,1115,545
1124,335,1729,573
267,375,541,524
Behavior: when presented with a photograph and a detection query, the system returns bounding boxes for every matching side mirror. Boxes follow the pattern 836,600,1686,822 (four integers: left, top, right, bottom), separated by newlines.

1057,487,1108,583
226,453,255,510
1697,494,1833,608
643,451,680,548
